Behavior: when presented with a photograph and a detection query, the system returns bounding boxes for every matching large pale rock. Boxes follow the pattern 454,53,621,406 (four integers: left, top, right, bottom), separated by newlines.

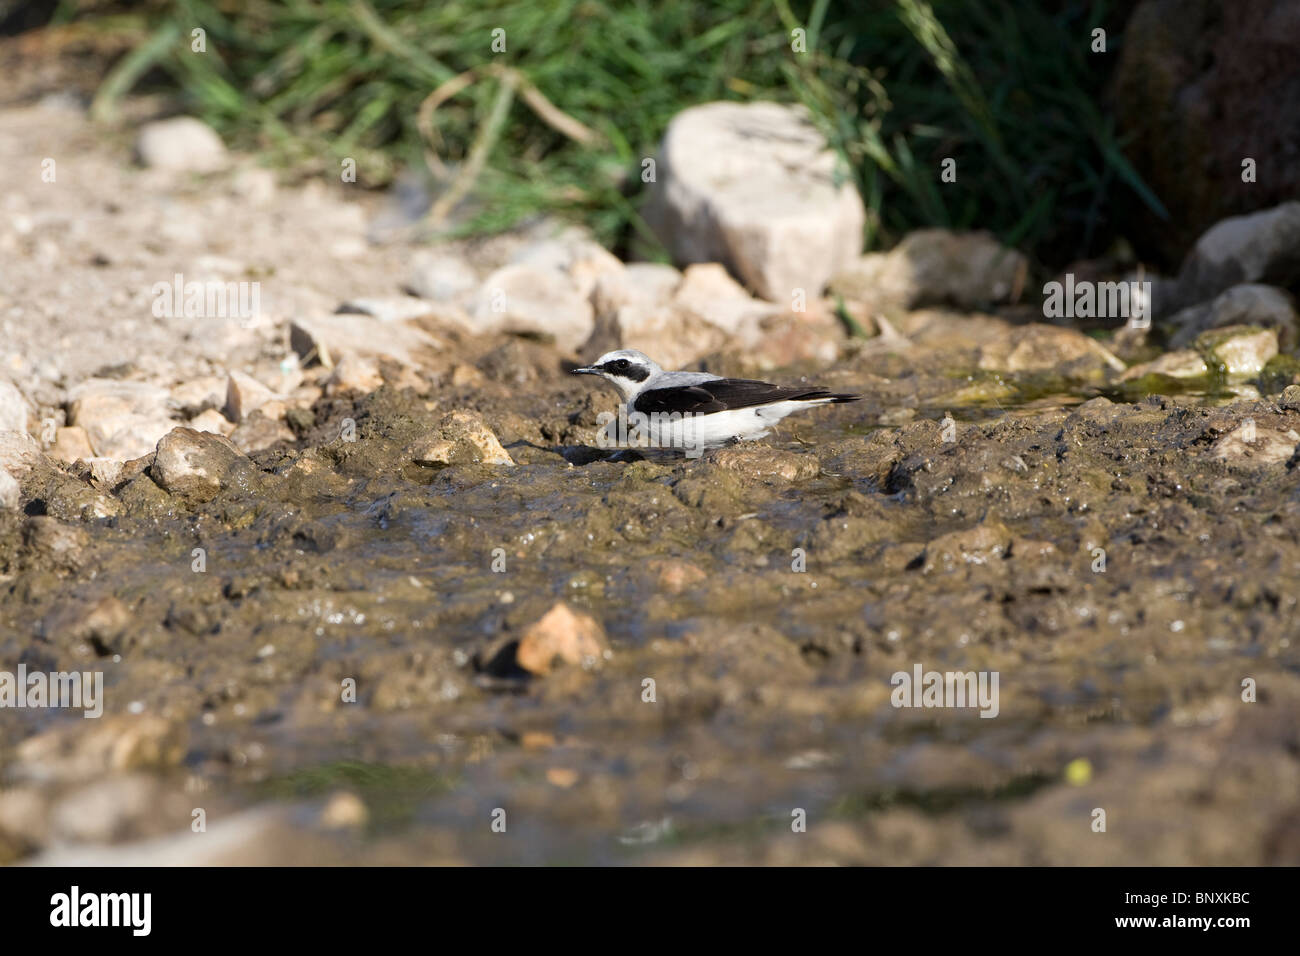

0,466,18,509
289,313,440,368
0,430,43,478
978,324,1125,381
832,230,1027,309
150,427,247,500
0,380,29,434
1167,284,1299,351
1119,349,1210,383
407,251,476,302
1212,423,1298,465
224,371,277,423
644,101,865,300
1168,202,1300,314
1196,325,1278,378
66,379,175,461
473,264,594,351
409,410,514,467
136,116,229,173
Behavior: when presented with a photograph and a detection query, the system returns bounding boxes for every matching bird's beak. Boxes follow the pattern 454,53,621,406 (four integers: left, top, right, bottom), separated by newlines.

571,366,599,376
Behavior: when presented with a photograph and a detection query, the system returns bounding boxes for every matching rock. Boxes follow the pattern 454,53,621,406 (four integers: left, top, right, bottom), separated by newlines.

0,380,29,433
22,515,90,571
711,446,821,482
336,296,435,324
67,379,175,461
0,466,18,509
135,116,229,173
1112,0,1300,265
922,519,1012,574
229,414,295,454
1167,284,1300,352
289,314,440,369
644,101,865,300
1168,202,1300,314
410,410,514,467
590,261,784,370
326,354,383,394
39,595,130,654
1280,384,1300,410
832,230,1028,309
515,601,608,676
224,371,278,423
473,264,595,351
319,792,368,830
170,376,228,416
978,324,1125,381
150,426,247,500
407,251,476,302
1195,325,1278,378
746,306,845,370
645,558,708,595
0,429,43,478
590,262,682,319
84,458,123,485
230,165,276,204
672,263,782,335
1212,423,1298,465
12,716,187,784
47,425,95,464
188,407,235,436
509,229,624,299
50,775,167,844
1119,349,1209,383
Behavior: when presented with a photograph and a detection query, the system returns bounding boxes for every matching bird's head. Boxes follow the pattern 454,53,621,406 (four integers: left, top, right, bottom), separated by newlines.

571,349,662,402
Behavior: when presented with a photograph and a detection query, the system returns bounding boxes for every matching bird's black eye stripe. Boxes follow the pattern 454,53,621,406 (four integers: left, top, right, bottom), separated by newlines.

598,358,650,381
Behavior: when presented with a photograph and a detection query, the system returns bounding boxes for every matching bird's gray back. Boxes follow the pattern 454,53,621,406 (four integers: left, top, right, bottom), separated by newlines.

646,370,723,389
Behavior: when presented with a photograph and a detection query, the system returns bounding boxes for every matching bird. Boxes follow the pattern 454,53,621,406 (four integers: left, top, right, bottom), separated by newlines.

571,349,858,455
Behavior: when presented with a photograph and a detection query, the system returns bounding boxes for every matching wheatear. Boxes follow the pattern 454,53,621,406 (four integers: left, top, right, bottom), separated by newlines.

572,349,858,455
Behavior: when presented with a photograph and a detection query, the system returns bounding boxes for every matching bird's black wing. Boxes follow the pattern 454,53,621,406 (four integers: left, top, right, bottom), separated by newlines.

633,379,858,415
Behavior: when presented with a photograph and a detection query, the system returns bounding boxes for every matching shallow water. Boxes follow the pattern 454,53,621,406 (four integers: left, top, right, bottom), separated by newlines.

3,360,1300,865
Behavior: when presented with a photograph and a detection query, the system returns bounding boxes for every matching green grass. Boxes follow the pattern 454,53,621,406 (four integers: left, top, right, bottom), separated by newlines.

67,0,1162,267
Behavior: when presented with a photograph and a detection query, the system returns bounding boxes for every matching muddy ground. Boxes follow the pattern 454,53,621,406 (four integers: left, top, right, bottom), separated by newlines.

2,98,1300,866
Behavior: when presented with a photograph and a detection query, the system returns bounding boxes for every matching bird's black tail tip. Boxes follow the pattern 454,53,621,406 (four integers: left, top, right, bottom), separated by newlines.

826,393,861,404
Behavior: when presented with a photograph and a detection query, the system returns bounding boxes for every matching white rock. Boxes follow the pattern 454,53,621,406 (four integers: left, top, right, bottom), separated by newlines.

1171,201,1300,313
1168,283,1299,351
591,262,682,319
1212,423,1299,465
136,116,229,173
67,379,175,460
289,314,441,368
0,466,19,509
188,408,235,436
671,263,781,335
0,430,43,478
1196,325,1278,378
407,251,477,302
0,379,29,434
224,371,278,423
832,230,1028,309
644,101,865,301
473,264,594,351
326,354,383,394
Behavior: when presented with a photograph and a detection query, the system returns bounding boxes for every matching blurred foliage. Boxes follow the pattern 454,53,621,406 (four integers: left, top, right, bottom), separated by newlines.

56,0,1161,265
